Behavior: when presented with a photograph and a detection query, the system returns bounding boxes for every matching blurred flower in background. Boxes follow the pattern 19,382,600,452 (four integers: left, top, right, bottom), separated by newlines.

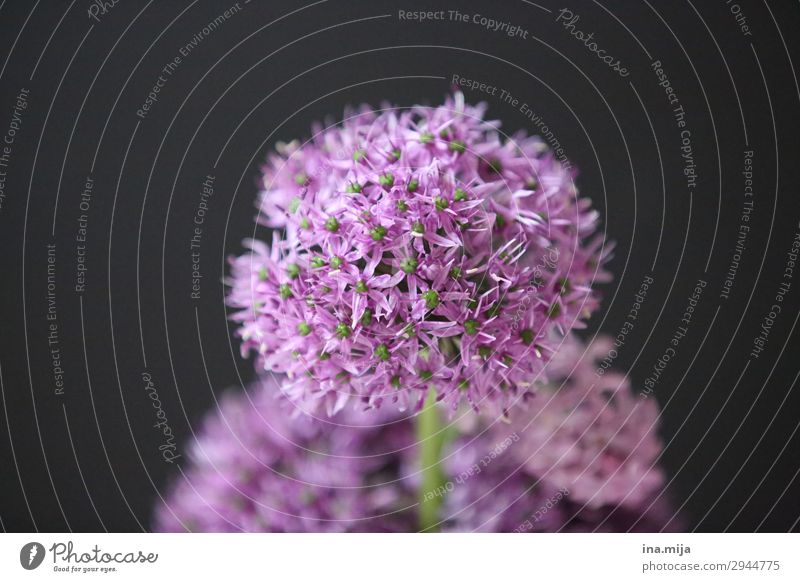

443,334,678,532
154,376,416,532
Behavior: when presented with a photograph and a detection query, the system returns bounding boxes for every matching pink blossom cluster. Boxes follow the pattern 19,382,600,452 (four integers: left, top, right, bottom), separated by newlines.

501,336,665,509
228,93,609,416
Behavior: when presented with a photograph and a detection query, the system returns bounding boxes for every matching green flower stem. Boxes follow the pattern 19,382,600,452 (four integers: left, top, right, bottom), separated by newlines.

416,390,446,532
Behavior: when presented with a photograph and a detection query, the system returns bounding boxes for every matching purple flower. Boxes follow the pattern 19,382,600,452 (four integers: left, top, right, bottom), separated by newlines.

154,376,417,532
497,335,667,510
229,93,609,416
440,435,678,533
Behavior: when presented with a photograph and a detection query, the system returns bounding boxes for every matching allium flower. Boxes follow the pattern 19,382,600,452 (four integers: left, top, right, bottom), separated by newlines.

229,93,609,416
498,335,666,509
441,432,678,533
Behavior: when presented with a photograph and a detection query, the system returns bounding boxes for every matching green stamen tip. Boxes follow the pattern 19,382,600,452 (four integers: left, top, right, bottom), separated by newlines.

396,199,409,212
558,278,571,295
420,132,434,144
488,159,503,173
521,329,534,346
355,280,368,293
360,308,373,326
294,173,309,186
375,344,391,361
407,179,419,193
335,322,351,339
325,216,340,232
346,182,362,193
329,256,343,269
459,379,469,391
379,173,395,188
390,375,402,388
310,257,326,269
391,148,401,160
288,197,301,213
547,302,562,318
478,346,491,359
434,196,449,211
449,140,465,153
318,351,331,361
454,188,467,202
258,267,269,281
299,217,310,229
279,284,292,300
401,257,418,274
353,149,366,162
464,319,479,336
449,267,461,279
287,263,301,279
419,370,433,381
297,322,311,336
423,289,440,310
370,225,387,241
411,222,425,235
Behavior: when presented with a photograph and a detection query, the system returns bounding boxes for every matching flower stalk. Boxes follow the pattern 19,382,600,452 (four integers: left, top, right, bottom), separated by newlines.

416,390,446,532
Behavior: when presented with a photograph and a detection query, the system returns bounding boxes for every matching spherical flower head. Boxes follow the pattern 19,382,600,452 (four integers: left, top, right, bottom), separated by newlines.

439,433,677,532
230,92,609,416
497,335,667,509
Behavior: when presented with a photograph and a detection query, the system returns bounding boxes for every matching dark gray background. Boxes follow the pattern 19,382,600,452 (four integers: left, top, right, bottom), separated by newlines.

1,0,799,532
